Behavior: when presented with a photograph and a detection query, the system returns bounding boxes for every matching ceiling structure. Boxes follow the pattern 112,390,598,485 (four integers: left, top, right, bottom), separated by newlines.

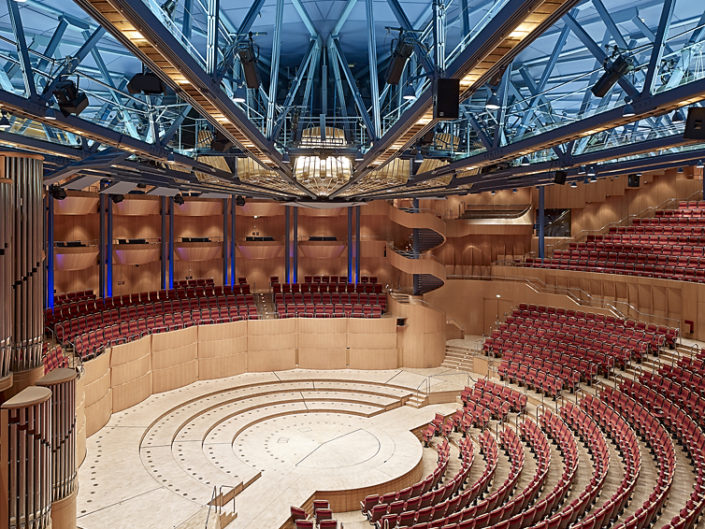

0,0,702,201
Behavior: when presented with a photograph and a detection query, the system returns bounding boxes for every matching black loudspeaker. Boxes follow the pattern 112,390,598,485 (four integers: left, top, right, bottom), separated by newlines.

554,170,567,185
385,40,414,85
628,174,640,187
433,78,459,120
127,72,165,95
396,318,406,327
684,107,705,140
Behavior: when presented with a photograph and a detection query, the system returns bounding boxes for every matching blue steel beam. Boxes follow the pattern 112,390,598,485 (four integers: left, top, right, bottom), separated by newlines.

290,0,318,38
332,0,359,37
642,0,675,97
366,0,381,138
266,0,285,137
7,0,37,97
206,0,220,75
386,0,435,75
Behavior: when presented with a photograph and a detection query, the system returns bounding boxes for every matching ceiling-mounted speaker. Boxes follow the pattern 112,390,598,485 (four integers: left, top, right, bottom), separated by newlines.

235,196,246,207
211,130,233,152
433,78,459,120
127,72,165,95
684,107,705,140
628,174,640,187
553,170,567,185
385,39,414,85
238,43,260,89
53,79,89,117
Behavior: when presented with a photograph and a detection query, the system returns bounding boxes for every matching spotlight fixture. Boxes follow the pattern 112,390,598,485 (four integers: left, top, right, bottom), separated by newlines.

0,113,10,130
45,107,56,121
578,165,587,174
677,167,684,174
570,181,578,188
590,174,598,183
520,156,530,166
672,109,685,122
235,195,246,207
166,152,176,164
622,97,635,117
385,35,414,85
354,149,364,162
161,0,177,17
485,90,500,111
237,37,260,89
48,185,67,200
591,54,633,98
490,190,496,195
402,84,416,101
232,85,247,104
512,188,518,193
127,72,165,95
697,160,704,169
53,79,89,117
282,151,290,163
414,150,423,164
173,193,185,205
110,194,124,204
587,165,596,177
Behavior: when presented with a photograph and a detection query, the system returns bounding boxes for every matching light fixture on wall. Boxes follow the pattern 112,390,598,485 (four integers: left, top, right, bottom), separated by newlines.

570,181,578,188
173,193,185,205
622,97,635,117
402,84,416,101
485,90,500,111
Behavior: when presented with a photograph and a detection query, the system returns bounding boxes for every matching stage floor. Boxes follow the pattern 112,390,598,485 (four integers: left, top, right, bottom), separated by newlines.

77,367,467,529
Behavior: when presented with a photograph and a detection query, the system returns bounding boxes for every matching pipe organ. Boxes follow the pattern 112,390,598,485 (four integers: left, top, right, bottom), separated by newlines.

0,386,53,529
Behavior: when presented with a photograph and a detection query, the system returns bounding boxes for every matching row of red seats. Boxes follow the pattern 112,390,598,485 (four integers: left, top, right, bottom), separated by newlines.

271,275,378,285
460,380,527,418
291,499,337,529
174,278,217,287
363,438,452,525
575,241,705,257
42,343,68,374
54,290,95,307
499,362,566,398
639,371,705,428
397,431,499,529
619,379,705,529
46,284,252,327
274,292,386,307
276,304,383,319
273,283,382,294
599,387,675,529
575,395,642,529
500,349,582,387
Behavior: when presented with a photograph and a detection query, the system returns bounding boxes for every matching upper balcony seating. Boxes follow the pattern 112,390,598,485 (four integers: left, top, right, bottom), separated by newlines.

42,343,68,374
525,201,705,283
54,290,96,307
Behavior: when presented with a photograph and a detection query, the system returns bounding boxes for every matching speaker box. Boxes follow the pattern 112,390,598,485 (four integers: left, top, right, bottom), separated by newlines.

684,107,705,140
127,72,165,95
433,78,459,120
553,170,567,185
396,318,406,327
628,174,640,187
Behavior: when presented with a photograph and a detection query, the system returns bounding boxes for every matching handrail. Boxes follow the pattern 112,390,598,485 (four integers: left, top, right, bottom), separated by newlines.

549,188,703,252
447,271,682,332
460,204,532,220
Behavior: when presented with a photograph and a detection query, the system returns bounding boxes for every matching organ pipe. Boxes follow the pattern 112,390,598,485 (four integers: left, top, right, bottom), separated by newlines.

37,369,77,503
0,385,53,529
0,167,13,382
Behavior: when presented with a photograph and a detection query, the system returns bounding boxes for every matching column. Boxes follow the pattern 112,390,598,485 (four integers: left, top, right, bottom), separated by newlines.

168,197,175,289
0,385,53,529
292,207,299,284
347,207,353,282
222,198,228,285
538,186,545,260
106,195,113,298
355,206,361,283
38,368,77,529
99,193,105,298
285,206,290,284
45,193,54,309
230,197,236,287
0,165,12,390
160,197,167,290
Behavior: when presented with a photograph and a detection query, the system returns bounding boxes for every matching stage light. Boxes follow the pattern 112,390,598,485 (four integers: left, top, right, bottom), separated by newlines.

49,185,66,200
173,193,184,205
45,107,56,121
591,55,632,98
485,90,500,111
490,190,496,195
127,72,165,95
512,188,518,193
53,79,89,117
402,85,416,101
110,194,124,204
237,40,260,89
622,97,635,117
672,109,685,122
0,113,11,130
697,160,704,169
235,195,246,207
578,165,586,174
232,85,247,104
161,0,176,17
587,166,596,176
414,150,423,164
570,181,578,188
520,157,530,166
282,151,290,163
678,167,684,174
354,149,364,162
590,174,598,183
385,36,414,85
166,152,176,164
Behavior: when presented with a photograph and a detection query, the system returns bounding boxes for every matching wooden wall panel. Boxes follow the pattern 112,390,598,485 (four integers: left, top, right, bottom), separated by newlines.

110,336,152,412
197,321,248,379
247,319,297,371
152,360,199,393
298,318,347,369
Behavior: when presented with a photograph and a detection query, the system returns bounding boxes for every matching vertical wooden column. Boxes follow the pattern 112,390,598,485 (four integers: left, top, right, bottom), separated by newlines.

37,368,77,529
0,385,53,529
5,153,45,397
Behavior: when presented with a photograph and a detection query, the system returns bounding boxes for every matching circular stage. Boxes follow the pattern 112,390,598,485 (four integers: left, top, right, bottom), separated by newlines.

77,369,463,529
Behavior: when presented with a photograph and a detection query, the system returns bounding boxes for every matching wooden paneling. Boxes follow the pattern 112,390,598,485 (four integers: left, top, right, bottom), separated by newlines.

110,336,152,412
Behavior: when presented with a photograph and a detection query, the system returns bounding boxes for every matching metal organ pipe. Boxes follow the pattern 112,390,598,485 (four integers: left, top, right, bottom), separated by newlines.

0,166,13,382
6,154,44,373
0,385,53,529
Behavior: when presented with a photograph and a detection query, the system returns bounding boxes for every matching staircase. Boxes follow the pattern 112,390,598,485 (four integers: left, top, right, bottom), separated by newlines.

388,205,447,295
441,343,475,372
389,291,411,304
255,292,276,319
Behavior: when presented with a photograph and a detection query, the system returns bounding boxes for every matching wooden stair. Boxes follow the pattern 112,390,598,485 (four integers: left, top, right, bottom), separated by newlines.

441,343,475,372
